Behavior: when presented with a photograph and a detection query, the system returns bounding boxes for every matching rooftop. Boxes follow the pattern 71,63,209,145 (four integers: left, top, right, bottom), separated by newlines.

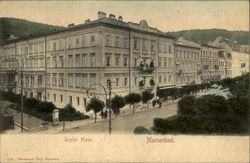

1,12,175,45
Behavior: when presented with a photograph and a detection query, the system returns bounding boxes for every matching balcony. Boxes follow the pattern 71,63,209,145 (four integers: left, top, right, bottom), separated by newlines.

138,63,155,73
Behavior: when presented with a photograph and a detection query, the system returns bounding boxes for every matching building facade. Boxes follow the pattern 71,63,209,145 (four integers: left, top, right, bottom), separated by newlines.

0,12,175,112
175,38,201,86
200,44,221,83
231,51,249,78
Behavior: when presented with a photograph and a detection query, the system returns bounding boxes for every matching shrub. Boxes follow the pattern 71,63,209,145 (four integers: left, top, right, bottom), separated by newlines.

37,101,56,113
134,126,151,134
227,91,249,117
194,95,227,114
177,95,196,115
24,98,40,111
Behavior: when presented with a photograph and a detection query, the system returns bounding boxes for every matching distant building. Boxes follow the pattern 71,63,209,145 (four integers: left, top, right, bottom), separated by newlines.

174,37,201,86
200,44,221,83
231,51,249,78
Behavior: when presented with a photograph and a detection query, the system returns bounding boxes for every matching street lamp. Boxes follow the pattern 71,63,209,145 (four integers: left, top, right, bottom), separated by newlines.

86,81,112,134
15,69,24,132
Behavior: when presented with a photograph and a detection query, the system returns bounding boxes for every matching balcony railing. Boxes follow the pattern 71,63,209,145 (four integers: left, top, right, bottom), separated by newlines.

138,65,154,73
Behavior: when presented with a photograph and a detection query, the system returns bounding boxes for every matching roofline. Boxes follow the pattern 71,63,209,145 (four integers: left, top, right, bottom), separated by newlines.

1,18,175,46
175,43,201,50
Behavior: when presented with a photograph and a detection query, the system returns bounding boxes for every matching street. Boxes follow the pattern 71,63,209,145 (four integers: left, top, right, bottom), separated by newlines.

64,102,177,134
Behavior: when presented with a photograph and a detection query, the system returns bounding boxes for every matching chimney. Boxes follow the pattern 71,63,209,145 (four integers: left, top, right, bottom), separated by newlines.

68,23,75,27
85,19,91,23
109,14,116,20
118,16,123,21
98,11,106,19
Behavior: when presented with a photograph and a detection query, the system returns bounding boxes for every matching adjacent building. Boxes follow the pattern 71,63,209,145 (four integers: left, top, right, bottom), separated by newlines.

175,38,201,86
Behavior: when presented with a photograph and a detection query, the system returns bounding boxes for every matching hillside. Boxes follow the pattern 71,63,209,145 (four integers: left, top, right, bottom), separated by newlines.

0,18,65,43
167,29,249,45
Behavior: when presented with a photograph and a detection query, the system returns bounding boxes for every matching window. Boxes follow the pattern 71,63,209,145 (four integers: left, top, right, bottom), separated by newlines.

68,73,73,88
83,98,87,107
75,54,80,66
53,42,57,51
159,75,162,83
53,57,57,67
115,55,120,66
134,77,138,85
134,58,138,67
115,78,119,87
75,73,81,88
46,57,51,67
67,38,73,49
158,57,162,67
52,73,57,86
124,77,128,86
90,74,96,87
82,36,86,47
142,39,148,51
164,58,167,67
59,73,64,87
90,35,95,46
105,54,111,66
68,55,73,67
168,58,172,67
77,97,80,106
124,55,128,67
133,37,140,50
38,76,43,85
46,74,51,86
90,53,96,66
29,45,33,54
105,34,112,46
82,54,87,67
82,74,88,88
76,38,80,48
69,96,72,104
151,40,156,52
54,94,56,102
168,45,172,53
59,56,64,67
123,37,128,48
115,36,120,47
106,79,111,88
60,95,63,102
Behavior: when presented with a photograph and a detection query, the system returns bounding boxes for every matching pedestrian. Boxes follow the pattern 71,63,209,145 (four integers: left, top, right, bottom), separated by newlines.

158,98,162,108
100,111,104,119
152,99,156,107
104,110,108,119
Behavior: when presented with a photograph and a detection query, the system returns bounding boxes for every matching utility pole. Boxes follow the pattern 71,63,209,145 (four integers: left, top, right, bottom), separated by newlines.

108,80,112,134
20,69,24,132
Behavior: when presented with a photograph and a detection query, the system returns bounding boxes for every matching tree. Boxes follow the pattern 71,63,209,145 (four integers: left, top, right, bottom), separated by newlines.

110,95,125,117
125,93,141,113
141,90,154,109
86,97,105,123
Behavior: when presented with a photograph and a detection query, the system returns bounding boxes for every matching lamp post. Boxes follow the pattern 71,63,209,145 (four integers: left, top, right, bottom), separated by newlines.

86,82,112,134
15,69,24,132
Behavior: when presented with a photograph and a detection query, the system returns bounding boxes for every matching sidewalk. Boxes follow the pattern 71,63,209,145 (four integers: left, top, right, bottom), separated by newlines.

36,99,177,134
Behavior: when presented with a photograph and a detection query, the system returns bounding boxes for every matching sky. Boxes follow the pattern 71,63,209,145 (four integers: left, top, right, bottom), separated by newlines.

0,1,249,32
